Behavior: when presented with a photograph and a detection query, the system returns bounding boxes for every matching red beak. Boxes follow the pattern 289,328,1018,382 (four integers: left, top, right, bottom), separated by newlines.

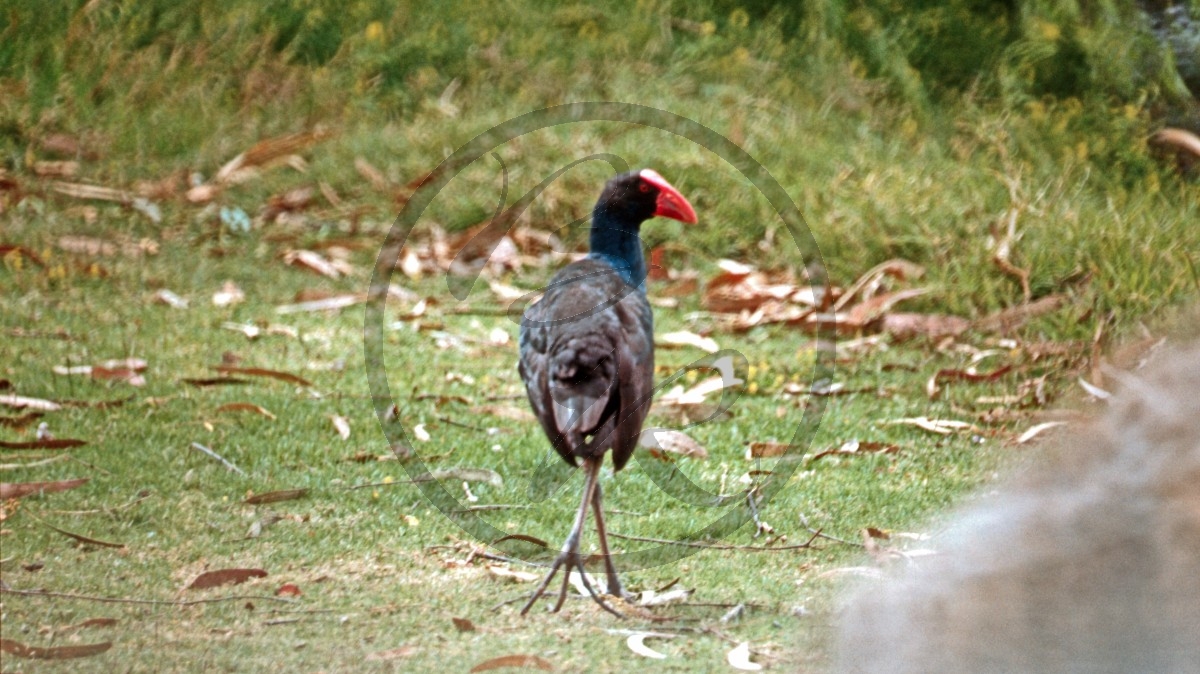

640,169,698,224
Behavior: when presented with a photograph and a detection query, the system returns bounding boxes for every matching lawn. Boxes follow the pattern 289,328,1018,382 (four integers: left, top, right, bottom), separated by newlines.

2,1,1198,672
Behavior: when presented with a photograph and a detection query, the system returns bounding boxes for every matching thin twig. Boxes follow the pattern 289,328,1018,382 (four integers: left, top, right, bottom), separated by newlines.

0,586,299,606
798,513,862,547
0,455,69,470
190,442,246,476
67,455,114,477
435,415,492,433
449,504,532,512
445,306,511,316
609,530,821,552
45,490,152,516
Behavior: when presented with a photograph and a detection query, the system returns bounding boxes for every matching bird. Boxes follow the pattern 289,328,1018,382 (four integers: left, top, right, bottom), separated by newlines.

517,168,697,616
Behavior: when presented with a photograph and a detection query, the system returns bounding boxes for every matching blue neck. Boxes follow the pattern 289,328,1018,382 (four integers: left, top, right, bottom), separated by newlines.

587,207,647,290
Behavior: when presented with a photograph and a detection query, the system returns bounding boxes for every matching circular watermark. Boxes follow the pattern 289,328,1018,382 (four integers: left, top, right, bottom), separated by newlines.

365,101,833,572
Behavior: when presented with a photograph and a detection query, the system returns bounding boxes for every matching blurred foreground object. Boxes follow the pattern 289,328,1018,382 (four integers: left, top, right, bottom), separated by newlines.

838,341,1200,673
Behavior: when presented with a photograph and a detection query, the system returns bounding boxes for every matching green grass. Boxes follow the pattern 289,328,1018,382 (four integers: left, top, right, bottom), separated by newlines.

2,0,1199,671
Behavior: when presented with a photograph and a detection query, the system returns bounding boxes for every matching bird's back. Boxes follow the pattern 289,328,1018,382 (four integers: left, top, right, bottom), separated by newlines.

518,258,653,470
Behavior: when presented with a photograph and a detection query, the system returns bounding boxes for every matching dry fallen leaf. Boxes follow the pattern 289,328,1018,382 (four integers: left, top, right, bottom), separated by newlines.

62,618,119,631
833,259,926,311
355,157,389,191
472,405,535,422
275,294,364,314
40,132,93,158
882,312,972,341
0,438,86,450
452,617,476,632
745,441,790,459
412,423,431,442
844,288,931,326
1078,377,1112,401
926,365,1013,399
658,330,720,353
626,632,675,659
215,129,331,184
57,235,155,258
283,249,354,279
215,402,276,420
727,642,763,671
365,645,418,661
704,264,800,313
33,160,80,178
637,587,693,606
212,281,245,307
885,417,976,435
0,639,112,660
276,583,302,597
0,394,63,412
809,439,899,463
658,356,745,407
0,478,89,500
469,654,554,673
486,565,540,583
1015,421,1068,444
152,288,189,309
213,366,312,387
244,489,308,505
187,568,268,590
330,415,351,440
638,429,708,459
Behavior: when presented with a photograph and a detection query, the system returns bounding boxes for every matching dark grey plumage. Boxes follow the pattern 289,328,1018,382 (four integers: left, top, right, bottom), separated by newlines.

518,258,653,473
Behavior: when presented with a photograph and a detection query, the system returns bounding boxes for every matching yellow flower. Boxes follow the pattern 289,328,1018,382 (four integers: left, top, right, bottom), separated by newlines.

729,9,749,29
365,21,385,42
700,21,716,37
1037,20,1061,42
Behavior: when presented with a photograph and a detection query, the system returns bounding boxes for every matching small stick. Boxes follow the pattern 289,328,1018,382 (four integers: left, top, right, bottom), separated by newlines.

609,530,821,552
436,416,493,433
798,513,861,547
450,504,532,512
0,455,68,470
0,586,298,607
191,442,246,476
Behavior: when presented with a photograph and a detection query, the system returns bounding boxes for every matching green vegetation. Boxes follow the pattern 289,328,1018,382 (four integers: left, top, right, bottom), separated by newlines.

1,1,1197,671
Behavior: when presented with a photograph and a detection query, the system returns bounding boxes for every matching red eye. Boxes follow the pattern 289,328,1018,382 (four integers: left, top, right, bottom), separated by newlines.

639,183,651,193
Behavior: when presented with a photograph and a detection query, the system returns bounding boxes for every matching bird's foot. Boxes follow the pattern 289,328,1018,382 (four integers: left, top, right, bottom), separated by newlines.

519,550,624,618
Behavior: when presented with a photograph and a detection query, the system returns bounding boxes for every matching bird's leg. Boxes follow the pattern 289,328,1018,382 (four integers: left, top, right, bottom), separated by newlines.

520,458,622,617
590,481,628,600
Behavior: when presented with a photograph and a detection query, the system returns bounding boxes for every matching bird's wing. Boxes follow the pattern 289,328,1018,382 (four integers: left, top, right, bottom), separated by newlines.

519,297,576,466
609,291,654,472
